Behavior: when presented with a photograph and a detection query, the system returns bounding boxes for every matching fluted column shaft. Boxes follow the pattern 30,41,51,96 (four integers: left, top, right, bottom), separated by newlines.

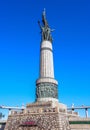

40,41,54,78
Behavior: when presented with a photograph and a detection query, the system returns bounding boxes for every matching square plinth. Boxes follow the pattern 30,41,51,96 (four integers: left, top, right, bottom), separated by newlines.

5,101,71,130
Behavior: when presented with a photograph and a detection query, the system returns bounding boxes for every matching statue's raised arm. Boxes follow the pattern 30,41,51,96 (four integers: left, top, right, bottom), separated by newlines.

42,8,49,27
38,21,42,30
38,20,46,41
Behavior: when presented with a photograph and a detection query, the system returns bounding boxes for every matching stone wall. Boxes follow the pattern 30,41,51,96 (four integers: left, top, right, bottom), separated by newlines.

5,101,90,130
5,113,63,130
5,101,69,130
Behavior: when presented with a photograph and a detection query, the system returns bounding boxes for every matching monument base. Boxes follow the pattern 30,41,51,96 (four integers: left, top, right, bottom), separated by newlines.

4,101,90,130
5,101,74,130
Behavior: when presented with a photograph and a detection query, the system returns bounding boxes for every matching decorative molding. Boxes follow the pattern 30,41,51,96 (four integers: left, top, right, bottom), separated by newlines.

40,47,52,52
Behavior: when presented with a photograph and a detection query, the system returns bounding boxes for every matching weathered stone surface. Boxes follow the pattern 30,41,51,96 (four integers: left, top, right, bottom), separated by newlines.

5,101,69,130
5,101,90,130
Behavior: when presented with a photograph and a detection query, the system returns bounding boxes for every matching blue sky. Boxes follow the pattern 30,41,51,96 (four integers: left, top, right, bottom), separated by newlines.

0,0,90,118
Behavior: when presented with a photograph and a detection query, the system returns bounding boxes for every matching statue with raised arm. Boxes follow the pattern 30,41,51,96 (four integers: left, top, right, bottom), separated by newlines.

38,9,54,42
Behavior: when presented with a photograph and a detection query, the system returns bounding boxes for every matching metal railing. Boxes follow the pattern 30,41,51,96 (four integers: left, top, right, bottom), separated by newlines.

67,105,90,118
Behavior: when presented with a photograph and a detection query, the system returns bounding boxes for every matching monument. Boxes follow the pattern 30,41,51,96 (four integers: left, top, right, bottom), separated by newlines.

4,10,90,130
36,9,58,102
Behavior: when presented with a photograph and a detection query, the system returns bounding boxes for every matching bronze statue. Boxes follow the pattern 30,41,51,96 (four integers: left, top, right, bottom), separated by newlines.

38,9,54,42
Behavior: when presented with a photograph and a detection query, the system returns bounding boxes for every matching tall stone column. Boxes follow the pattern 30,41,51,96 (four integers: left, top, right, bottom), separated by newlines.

40,40,54,78
36,10,58,102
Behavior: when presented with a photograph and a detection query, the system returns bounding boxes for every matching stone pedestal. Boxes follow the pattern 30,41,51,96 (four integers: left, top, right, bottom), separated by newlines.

5,101,70,130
